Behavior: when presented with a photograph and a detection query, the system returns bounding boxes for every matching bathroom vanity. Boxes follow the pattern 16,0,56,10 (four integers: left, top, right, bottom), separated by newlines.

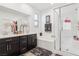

0,34,37,56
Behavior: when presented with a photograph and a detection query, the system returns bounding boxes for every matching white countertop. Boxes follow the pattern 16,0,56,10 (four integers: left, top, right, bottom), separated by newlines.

0,33,34,39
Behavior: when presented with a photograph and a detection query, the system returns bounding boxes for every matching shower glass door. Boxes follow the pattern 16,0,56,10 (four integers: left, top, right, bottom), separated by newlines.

61,4,79,55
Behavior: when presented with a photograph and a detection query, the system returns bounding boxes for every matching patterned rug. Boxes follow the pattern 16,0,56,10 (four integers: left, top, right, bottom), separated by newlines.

55,54,62,56
30,47,52,56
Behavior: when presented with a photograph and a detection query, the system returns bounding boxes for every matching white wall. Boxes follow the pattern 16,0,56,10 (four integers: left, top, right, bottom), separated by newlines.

37,9,55,51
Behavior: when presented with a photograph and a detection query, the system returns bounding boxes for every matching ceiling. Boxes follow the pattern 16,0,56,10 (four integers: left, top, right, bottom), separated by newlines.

27,3,52,12
27,3,70,12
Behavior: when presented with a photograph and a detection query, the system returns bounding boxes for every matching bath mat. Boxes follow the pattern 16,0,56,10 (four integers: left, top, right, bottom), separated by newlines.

30,47,52,56
55,54,62,56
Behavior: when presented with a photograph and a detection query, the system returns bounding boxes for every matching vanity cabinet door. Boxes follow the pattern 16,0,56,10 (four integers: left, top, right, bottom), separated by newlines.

10,37,19,56
0,39,7,56
27,34,37,50
27,35,33,50
19,36,28,54
31,34,37,48
6,37,19,56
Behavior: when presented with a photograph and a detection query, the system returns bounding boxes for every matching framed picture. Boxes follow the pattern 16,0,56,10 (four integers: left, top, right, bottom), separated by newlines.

46,15,50,24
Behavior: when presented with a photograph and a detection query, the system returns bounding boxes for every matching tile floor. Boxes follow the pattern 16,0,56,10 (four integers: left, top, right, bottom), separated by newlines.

21,51,60,56
21,47,62,56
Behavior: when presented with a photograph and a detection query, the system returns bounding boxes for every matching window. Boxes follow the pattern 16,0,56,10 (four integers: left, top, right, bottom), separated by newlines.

34,14,38,27
34,14,38,20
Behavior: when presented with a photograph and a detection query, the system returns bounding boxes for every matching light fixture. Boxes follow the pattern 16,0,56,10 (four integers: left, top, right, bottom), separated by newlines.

34,14,38,27
34,14,38,20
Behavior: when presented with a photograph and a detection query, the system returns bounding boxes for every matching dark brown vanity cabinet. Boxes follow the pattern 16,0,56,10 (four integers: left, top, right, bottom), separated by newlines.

31,34,37,48
27,34,37,50
0,39,7,56
0,37,19,56
0,34,37,56
6,37,19,56
19,36,28,54
19,34,37,54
